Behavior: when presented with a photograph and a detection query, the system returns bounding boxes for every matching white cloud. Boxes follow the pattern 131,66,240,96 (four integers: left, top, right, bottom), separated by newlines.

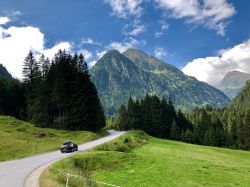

0,19,72,79
43,42,71,59
159,20,169,31
88,60,97,68
82,38,101,46
154,0,236,35
86,50,108,68
105,0,143,18
155,20,169,38
125,23,146,36
0,17,10,25
154,46,167,59
182,38,250,85
107,38,145,53
96,50,108,59
155,32,164,38
78,49,93,61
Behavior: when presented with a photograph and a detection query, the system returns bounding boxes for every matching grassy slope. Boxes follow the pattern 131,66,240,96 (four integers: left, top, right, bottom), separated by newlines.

0,116,104,161
42,131,250,187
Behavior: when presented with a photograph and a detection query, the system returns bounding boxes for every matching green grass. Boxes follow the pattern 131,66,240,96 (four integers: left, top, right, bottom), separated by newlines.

41,131,250,187
0,116,105,161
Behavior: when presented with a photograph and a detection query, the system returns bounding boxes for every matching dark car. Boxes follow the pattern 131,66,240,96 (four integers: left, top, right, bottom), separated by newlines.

60,141,78,153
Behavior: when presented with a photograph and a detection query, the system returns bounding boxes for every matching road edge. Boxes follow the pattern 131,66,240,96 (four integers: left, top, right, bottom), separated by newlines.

24,130,125,187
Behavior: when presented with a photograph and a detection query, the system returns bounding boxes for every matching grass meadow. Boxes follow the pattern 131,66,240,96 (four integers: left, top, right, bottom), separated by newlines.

0,116,104,161
41,131,250,187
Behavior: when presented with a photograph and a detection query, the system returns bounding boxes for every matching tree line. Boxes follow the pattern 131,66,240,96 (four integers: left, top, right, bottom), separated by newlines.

0,78,26,118
116,93,250,150
116,95,192,140
0,50,105,132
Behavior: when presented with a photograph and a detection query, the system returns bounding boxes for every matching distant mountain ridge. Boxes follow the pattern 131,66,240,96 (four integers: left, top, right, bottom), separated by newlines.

230,80,250,113
0,64,12,79
217,70,250,99
91,49,231,115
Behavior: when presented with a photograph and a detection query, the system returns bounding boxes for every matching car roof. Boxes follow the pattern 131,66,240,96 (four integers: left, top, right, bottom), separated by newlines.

63,141,72,144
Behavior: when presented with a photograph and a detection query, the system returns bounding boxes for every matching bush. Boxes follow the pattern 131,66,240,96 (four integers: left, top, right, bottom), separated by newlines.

96,131,149,152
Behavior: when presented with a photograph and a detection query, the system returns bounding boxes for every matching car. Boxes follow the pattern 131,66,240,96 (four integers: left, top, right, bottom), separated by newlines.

60,141,78,153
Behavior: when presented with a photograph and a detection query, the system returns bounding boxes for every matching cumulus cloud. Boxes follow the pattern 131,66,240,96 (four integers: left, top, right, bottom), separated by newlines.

182,38,250,85
105,0,143,18
0,17,10,25
107,38,145,53
154,46,167,59
0,17,72,79
43,42,71,59
78,49,93,61
154,0,236,35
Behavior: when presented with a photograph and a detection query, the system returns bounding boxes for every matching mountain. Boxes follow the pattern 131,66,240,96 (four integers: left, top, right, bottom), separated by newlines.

0,64,12,79
217,70,250,99
229,80,250,113
91,49,231,115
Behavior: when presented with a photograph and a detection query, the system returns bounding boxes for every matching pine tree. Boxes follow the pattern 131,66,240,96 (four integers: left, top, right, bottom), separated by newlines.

21,50,105,131
126,97,136,130
170,119,180,140
118,104,127,130
204,128,215,146
22,51,40,84
176,109,191,131
40,55,50,78
22,51,42,121
239,108,250,149
184,129,193,143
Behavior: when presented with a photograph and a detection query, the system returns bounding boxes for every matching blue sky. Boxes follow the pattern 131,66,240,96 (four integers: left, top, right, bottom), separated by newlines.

0,0,250,85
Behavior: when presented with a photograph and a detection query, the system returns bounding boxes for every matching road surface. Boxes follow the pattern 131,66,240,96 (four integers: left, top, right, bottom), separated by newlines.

0,130,125,187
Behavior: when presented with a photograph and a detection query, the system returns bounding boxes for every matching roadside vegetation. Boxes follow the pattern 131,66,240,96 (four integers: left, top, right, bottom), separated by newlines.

115,83,250,150
0,116,105,161
41,131,250,187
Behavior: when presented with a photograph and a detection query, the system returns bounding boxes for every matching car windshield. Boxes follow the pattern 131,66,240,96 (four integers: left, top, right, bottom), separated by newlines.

63,141,71,145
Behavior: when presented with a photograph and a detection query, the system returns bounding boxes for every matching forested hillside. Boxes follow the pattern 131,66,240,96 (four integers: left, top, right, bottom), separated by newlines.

115,81,250,150
0,78,25,118
0,65,25,118
0,64,12,79
91,49,230,116
0,50,105,132
22,50,105,131
187,80,250,149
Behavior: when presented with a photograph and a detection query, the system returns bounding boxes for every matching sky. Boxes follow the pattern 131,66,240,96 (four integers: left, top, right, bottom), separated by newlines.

0,0,250,86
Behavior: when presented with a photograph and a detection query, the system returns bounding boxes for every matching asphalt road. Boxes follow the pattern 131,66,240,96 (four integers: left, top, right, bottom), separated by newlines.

0,130,125,187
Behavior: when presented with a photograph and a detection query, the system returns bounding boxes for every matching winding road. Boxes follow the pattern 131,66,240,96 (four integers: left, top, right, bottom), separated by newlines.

0,130,125,187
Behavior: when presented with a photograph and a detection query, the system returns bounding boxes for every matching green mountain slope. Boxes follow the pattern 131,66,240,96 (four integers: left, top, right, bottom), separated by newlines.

91,49,231,115
229,80,250,113
43,131,250,187
0,116,103,161
217,70,250,99
0,64,12,79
